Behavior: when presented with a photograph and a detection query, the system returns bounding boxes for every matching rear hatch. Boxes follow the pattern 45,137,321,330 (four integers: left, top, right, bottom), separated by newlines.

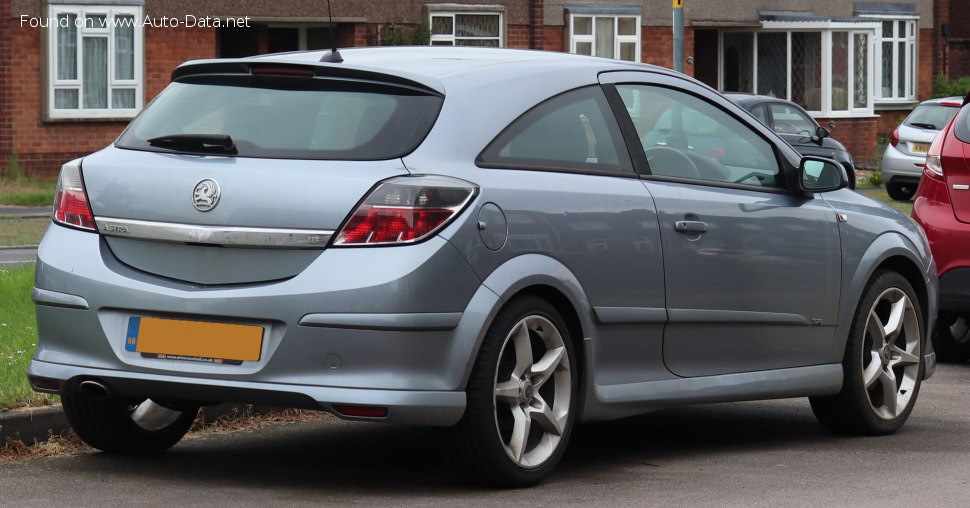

942,103,970,223
83,61,443,285
899,102,960,156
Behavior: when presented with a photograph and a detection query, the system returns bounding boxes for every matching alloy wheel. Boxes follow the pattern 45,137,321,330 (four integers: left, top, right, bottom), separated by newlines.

861,287,921,420
493,315,571,468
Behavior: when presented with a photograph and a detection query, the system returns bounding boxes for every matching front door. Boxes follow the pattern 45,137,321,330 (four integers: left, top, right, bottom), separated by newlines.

612,82,842,377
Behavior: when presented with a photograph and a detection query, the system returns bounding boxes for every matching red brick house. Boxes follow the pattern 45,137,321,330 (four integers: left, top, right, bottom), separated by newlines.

0,0,965,177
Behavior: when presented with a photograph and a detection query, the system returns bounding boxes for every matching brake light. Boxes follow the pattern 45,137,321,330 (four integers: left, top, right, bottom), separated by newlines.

925,132,945,177
53,159,96,231
891,129,899,148
333,175,477,246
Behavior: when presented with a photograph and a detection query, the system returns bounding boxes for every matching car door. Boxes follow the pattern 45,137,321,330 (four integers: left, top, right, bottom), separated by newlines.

604,75,841,377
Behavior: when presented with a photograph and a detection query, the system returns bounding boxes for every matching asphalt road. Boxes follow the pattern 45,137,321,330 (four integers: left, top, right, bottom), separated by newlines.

0,247,36,266
2,363,969,506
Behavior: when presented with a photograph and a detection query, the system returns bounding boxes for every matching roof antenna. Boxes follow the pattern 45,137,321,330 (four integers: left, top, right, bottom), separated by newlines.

319,0,343,63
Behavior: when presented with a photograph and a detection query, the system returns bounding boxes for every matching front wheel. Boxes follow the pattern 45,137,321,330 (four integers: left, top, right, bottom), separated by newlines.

810,270,924,435
63,392,198,453
439,296,577,487
931,311,970,362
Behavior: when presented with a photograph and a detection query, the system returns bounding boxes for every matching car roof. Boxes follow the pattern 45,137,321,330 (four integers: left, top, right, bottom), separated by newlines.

176,47,681,95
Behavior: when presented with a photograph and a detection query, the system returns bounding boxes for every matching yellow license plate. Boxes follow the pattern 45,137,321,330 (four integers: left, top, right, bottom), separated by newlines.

125,316,263,364
913,143,931,153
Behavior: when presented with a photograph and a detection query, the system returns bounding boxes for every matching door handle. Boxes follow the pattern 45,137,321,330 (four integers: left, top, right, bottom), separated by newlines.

674,220,709,233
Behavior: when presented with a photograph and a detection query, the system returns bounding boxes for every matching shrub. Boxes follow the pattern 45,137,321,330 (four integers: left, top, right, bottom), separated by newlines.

933,75,970,99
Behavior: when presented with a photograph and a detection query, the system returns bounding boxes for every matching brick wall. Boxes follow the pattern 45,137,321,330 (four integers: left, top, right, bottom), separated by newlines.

6,24,216,177
0,0,12,171
642,26,694,76
818,116,879,163
507,24,530,48
951,40,970,80
529,0,544,50
919,28,934,100
543,25,564,52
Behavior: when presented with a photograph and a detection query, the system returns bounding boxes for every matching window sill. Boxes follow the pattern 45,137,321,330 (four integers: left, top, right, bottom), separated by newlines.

874,101,918,111
43,115,136,124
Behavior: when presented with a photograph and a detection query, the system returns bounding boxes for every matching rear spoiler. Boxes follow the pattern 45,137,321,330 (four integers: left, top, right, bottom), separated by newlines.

171,58,445,97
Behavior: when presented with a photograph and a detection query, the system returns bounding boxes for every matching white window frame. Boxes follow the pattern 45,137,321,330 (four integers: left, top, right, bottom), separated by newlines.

863,16,918,103
47,4,144,120
718,21,877,118
428,11,504,47
568,13,641,62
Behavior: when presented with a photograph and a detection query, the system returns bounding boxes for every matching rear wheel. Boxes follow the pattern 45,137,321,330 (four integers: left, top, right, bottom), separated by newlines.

886,181,916,201
931,311,970,363
63,392,198,453
440,296,577,487
810,270,924,434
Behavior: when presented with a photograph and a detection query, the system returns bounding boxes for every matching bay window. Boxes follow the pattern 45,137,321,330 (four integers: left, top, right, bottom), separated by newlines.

47,4,143,120
720,22,876,117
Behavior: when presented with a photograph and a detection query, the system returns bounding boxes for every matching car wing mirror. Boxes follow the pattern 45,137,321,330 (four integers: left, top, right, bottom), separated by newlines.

799,156,847,193
815,126,830,139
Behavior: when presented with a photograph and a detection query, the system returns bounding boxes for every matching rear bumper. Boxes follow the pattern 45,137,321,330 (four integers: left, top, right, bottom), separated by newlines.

881,145,925,181
28,360,466,425
30,223,495,426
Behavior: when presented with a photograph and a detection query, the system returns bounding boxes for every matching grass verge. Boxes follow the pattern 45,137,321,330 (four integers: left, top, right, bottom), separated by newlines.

0,218,49,247
858,188,914,216
0,266,54,410
0,178,57,207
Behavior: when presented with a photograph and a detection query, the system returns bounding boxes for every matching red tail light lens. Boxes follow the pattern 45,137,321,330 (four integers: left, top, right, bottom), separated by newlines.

925,131,946,177
333,175,477,246
890,129,899,148
53,159,96,231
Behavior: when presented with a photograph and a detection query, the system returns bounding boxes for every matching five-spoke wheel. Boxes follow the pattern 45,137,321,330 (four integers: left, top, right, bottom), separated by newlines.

440,296,577,487
811,270,924,435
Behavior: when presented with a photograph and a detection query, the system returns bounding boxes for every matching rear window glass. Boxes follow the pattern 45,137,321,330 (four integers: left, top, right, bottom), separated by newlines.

116,82,443,160
954,104,970,144
904,104,959,131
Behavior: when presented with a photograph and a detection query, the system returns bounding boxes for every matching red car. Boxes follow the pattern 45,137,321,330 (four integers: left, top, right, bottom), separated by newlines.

913,91,970,362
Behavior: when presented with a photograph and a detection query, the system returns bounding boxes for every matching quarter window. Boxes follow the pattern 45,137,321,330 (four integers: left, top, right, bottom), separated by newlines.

478,87,633,174
429,12,503,47
617,84,780,188
47,4,143,120
569,14,640,62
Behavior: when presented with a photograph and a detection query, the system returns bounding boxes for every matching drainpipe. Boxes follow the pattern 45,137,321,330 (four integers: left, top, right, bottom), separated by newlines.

673,0,684,72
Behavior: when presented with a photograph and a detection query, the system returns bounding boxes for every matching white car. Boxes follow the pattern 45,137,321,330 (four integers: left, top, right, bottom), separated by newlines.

882,96,963,201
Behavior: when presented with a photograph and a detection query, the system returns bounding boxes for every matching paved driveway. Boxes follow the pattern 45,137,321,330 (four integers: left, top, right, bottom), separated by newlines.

2,363,969,506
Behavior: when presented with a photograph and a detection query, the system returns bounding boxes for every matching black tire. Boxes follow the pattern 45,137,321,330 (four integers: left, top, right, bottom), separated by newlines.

439,295,578,487
63,392,198,453
886,181,915,201
810,270,924,435
931,311,970,363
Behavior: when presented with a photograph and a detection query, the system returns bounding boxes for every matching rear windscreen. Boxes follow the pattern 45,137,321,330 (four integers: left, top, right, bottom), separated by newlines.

904,104,959,131
116,81,443,160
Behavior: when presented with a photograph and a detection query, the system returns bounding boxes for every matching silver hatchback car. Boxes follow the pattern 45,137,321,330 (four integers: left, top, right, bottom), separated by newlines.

881,96,963,201
30,47,936,486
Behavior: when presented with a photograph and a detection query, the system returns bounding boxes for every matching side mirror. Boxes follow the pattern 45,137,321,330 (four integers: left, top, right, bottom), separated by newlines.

815,126,830,139
799,156,847,193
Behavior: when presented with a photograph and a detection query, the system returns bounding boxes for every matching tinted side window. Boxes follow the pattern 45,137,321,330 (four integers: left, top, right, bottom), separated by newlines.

767,103,817,135
478,86,633,174
617,84,781,188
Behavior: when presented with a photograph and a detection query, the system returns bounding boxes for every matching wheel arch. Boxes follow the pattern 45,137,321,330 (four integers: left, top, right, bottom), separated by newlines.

834,232,937,362
456,254,595,406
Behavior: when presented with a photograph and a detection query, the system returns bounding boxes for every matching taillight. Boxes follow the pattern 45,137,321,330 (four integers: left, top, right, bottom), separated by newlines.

925,132,945,177
333,175,477,246
52,159,96,231
890,129,899,148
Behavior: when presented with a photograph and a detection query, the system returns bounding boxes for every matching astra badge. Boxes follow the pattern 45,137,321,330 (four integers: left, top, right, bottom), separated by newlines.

192,179,221,212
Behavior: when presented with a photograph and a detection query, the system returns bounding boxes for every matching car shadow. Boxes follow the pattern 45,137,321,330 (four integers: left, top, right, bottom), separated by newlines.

48,398,934,494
